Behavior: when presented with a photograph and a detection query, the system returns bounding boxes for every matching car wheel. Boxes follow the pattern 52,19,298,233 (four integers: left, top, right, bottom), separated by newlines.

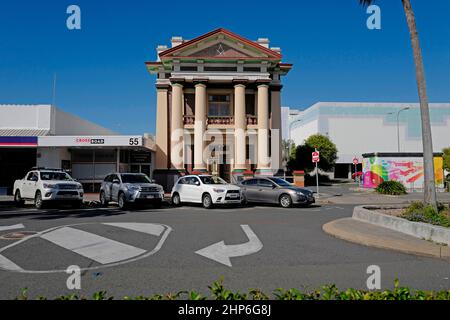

241,195,248,207
118,193,128,210
71,201,82,209
153,199,162,208
202,193,213,209
14,190,25,207
100,191,109,207
171,193,181,206
35,191,45,209
279,194,292,208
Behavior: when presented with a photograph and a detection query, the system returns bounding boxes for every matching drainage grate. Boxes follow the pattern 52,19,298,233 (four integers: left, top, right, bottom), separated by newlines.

0,231,37,240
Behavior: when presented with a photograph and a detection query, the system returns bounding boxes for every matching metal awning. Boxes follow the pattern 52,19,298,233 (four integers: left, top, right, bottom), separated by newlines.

0,129,49,137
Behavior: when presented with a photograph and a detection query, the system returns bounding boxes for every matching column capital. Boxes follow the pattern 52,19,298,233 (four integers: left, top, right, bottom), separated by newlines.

270,84,283,92
233,79,248,86
256,79,271,88
156,84,170,90
170,78,185,86
193,78,208,87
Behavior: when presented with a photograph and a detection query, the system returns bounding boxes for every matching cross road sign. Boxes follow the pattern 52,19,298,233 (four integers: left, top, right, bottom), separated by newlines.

312,151,320,163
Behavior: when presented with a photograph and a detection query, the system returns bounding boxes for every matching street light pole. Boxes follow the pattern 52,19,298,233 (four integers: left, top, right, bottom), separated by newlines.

396,107,410,152
287,118,302,166
388,107,410,152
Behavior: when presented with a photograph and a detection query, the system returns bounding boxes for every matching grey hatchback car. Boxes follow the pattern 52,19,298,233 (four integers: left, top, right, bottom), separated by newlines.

100,173,164,209
239,177,315,208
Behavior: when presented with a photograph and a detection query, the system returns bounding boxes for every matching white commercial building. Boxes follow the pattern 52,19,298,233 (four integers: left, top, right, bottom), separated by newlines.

288,102,450,178
0,105,155,194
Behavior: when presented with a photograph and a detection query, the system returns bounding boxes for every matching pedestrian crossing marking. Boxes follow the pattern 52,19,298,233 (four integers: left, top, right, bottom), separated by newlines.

103,223,165,236
0,254,23,272
40,227,147,264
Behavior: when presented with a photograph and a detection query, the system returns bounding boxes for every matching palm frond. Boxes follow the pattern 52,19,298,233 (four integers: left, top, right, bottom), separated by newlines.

359,0,375,7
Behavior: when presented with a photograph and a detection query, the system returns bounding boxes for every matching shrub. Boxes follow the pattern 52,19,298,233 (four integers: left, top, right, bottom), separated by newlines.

401,201,450,228
15,280,450,300
375,181,407,195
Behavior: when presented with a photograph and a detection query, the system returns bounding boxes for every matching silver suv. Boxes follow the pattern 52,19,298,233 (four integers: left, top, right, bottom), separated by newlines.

99,173,164,209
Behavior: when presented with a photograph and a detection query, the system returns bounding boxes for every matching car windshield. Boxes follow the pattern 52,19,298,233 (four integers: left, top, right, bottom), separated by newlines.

199,176,227,185
40,172,73,181
121,174,151,184
268,177,292,187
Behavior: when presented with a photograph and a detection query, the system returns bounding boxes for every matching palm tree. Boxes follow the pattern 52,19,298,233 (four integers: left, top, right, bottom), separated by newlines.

359,0,437,209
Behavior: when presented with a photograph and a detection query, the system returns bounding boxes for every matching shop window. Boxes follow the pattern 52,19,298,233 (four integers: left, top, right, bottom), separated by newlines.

72,150,93,162
180,66,197,72
246,94,255,115
93,149,116,163
208,95,231,116
184,94,195,116
204,66,237,72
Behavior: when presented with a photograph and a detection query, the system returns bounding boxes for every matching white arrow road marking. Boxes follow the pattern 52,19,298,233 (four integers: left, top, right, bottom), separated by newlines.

0,254,23,272
0,224,25,232
40,227,146,264
195,225,263,267
103,222,165,237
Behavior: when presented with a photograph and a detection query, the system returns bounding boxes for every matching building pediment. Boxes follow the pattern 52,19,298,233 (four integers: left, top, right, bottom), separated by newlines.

159,28,282,62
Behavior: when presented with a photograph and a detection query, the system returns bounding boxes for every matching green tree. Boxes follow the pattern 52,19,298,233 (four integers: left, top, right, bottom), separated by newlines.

443,147,450,172
288,134,338,172
358,0,437,209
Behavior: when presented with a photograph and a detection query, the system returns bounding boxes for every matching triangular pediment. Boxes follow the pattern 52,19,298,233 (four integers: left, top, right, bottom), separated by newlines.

159,28,281,61
190,42,252,58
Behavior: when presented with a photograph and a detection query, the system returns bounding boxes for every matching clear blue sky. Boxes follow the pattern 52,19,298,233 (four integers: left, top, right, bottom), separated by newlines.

0,0,449,135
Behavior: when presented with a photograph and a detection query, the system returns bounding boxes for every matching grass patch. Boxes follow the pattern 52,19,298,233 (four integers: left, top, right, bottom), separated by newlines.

401,201,450,228
375,181,407,195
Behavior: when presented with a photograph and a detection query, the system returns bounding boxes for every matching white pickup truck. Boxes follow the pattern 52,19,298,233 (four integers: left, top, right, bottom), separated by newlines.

13,168,84,209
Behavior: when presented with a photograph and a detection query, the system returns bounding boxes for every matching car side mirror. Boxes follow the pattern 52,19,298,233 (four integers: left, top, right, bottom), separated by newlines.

150,179,156,184
272,185,276,189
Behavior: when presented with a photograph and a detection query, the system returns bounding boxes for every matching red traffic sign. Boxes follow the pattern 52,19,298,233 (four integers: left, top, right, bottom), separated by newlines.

312,151,320,163
353,157,359,165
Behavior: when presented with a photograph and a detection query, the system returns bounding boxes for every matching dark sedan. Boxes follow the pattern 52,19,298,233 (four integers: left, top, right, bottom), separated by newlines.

239,177,315,208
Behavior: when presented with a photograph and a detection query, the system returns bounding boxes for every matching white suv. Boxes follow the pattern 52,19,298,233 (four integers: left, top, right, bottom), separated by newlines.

171,175,242,209
13,169,84,209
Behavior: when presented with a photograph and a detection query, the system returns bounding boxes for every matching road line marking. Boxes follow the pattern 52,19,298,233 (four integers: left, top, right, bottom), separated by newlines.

103,223,165,237
195,225,263,267
40,227,146,264
0,254,23,271
0,224,25,232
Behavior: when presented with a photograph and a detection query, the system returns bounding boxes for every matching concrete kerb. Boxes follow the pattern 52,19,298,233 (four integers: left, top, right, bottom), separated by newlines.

353,205,450,246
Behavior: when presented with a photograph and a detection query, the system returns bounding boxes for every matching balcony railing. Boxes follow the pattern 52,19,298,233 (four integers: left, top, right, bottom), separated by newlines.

207,116,234,125
184,115,257,126
183,115,195,125
246,115,257,125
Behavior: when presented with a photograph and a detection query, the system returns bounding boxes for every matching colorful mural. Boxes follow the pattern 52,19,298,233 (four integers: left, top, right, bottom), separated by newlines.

362,156,444,190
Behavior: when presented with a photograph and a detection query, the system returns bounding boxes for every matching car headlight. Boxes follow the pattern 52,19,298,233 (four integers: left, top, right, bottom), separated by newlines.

127,185,140,192
77,184,83,190
213,188,226,193
296,191,304,196
43,183,58,189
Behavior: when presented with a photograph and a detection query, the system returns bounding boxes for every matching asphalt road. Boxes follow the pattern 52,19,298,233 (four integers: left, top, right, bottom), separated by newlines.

0,188,449,299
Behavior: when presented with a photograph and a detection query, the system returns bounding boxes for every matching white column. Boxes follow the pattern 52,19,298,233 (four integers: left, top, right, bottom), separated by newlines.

194,83,207,171
271,87,282,171
155,87,169,169
171,83,184,170
257,84,270,171
234,84,247,170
